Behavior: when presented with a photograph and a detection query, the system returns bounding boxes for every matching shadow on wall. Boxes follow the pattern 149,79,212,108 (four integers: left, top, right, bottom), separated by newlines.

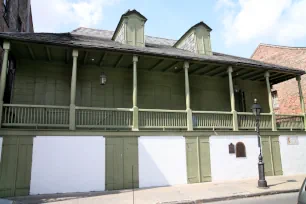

138,142,169,188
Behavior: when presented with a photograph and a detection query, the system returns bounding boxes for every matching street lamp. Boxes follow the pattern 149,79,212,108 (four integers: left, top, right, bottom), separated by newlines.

251,98,268,188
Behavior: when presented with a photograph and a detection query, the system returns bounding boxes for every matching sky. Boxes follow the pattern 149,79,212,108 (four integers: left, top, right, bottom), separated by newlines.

31,0,306,58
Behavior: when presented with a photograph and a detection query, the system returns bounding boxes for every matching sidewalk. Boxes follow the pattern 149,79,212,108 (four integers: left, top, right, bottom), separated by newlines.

11,174,306,204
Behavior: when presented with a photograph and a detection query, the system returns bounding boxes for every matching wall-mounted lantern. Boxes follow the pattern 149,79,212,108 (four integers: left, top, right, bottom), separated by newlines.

100,72,107,85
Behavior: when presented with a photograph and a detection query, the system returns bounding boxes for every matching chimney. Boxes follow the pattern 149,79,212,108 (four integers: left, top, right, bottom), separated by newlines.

112,9,147,47
174,22,212,55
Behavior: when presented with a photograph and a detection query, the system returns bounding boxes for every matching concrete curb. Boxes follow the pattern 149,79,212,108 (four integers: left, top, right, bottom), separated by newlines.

158,189,300,204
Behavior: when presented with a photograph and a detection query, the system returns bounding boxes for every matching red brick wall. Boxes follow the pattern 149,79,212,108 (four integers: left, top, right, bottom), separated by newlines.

251,45,306,114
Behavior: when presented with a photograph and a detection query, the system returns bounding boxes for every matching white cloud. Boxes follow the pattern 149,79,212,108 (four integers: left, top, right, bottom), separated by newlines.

32,0,119,32
218,0,306,46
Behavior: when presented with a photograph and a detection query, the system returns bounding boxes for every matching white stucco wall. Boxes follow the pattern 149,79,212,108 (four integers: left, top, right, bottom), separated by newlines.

30,136,105,195
138,136,187,188
0,137,2,163
279,135,306,175
210,135,260,181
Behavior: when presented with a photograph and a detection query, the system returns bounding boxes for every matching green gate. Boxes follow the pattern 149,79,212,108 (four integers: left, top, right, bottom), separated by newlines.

261,136,283,176
0,136,33,197
105,137,138,190
185,136,211,184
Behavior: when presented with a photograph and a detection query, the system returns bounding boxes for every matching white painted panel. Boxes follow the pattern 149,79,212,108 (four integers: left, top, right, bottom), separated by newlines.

30,136,105,195
0,137,2,163
279,135,306,175
139,136,187,188
210,135,259,181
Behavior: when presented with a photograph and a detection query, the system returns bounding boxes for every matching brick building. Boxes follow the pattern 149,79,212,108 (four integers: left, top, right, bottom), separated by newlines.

0,0,33,104
251,44,306,114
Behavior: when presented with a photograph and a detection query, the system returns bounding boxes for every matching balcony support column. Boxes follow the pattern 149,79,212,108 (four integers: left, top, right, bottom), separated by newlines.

0,41,10,128
69,49,78,130
296,76,306,130
228,66,238,131
265,71,277,131
132,55,139,131
184,61,193,131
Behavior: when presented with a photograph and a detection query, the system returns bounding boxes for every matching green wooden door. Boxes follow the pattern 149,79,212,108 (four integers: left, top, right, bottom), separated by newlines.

261,136,273,176
185,136,211,184
185,137,199,184
199,137,212,182
0,136,33,198
261,136,283,176
271,136,283,176
105,137,138,191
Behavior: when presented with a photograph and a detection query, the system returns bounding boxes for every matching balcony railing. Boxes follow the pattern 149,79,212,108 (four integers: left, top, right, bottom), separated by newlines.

276,114,304,130
238,112,272,130
75,106,132,129
192,111,233,130
1,104,305,131
139,109,187,129
2,104,69,128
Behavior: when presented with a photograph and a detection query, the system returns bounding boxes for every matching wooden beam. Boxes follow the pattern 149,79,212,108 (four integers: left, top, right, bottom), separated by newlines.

99,53,108,66
115,55,124,68
232,68,248,79
267,73,292,82
241,70,263,80
248,72,266,81
83,51,88,65
272,75,295,85
149,59,164,71
66,49,70,64
209,66,227,76
45,46,52,61
174,63,195,73
189,64,209,75
199,65,219,75
269,73,286,80
162,61,180,72
27,45,35,60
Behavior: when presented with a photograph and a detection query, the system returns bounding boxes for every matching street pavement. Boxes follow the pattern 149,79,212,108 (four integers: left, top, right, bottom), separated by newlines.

10,174,306,204
215,192,298,204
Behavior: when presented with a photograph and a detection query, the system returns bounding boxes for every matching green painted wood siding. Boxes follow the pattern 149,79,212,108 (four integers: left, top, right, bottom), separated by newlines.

12,59,270,112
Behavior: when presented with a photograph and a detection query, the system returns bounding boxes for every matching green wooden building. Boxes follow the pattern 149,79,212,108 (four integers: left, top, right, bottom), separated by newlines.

0,9,306,197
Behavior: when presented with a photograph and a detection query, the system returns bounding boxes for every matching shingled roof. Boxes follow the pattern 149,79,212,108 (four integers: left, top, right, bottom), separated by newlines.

0,29,304,76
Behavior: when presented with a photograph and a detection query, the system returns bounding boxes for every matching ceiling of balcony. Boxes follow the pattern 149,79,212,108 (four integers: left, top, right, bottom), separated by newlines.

10,41,298,85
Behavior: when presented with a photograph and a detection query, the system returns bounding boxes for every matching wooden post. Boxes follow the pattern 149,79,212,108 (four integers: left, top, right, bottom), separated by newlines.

132,55,139,131
296,76,306,130
0,41,10,128
265,71,277,131
228,66,238,131
184,61,193,131
69,49,78,130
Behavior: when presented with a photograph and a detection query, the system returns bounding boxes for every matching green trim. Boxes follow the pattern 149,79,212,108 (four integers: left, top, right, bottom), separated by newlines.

0,129,305,137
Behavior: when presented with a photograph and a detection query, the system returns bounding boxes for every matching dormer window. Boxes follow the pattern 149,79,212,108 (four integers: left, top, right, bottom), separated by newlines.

174,22,213,56
112,9,147,47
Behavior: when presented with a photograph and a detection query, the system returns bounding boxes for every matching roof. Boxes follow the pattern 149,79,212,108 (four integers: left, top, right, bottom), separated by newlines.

0,31,304,75
251,43,306,72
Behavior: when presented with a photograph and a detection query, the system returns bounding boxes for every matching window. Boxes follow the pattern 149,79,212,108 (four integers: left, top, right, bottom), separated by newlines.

3,0,8,7
236,142,246,158
272,90,279,108
17,16,22,32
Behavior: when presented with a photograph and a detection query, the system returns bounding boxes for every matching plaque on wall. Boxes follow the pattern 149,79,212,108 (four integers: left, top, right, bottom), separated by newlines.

287,136,299,145
229,143,235,154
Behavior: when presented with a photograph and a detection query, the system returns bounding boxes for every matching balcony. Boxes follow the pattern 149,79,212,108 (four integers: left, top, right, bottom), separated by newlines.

2,104,305,131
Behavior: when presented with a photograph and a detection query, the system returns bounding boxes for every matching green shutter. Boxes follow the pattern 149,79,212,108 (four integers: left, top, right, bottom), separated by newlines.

185,136,211,184
0,136,33,198
105,137,139,191
271,136,283,176
261,136,273,176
